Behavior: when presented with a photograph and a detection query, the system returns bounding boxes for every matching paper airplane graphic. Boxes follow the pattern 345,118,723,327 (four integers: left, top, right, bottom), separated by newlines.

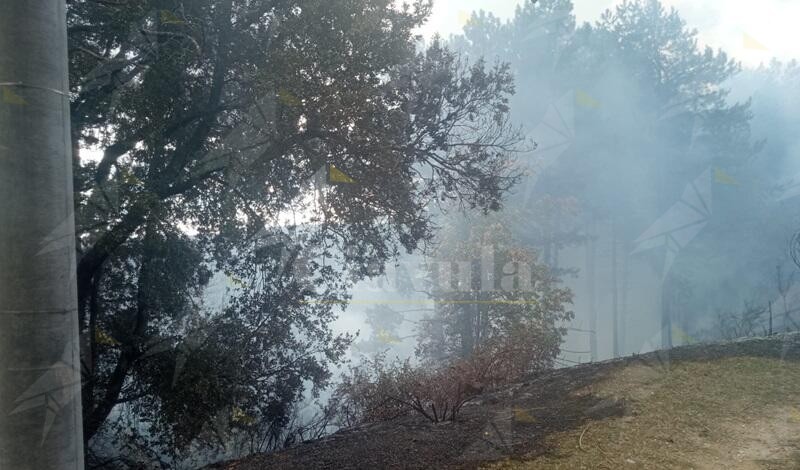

775,172,800,201
2,86,26,106
277,88,301,107
743,33,768,51
575,90,600,109
139,318,208,386
459,414,513,461
530,91,575,167
518,91,575,204
513,407,536,423
37,216,74,257
37,215,77,281
328,165,356,184
672,325,695,345
172,330,207,386
10,343,82,445
376,329,402,345
308,163,357,189
160,10,184,25
457,11,471,27
632,168,712,279
637,329,672,372
713,167,738,186
520,6,573,43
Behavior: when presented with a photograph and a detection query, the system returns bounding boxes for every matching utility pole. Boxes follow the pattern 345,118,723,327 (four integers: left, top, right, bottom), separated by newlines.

0,2,85,468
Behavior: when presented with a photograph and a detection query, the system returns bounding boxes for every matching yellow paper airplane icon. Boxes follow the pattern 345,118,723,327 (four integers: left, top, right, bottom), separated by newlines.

160,10,184,25
376,329,402,345
743,33,768,51
95,328,120,347
714,168,739,186
328,165,356,184
226,272,248,288
277,89,301,107
576,90,600,109
2,86,26,106
672,326,695,345
458,11,471,27
513,407,536,423
231,406,256,425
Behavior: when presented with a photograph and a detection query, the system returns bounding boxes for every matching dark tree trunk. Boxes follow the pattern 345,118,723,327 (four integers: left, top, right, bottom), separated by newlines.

611,218,619,358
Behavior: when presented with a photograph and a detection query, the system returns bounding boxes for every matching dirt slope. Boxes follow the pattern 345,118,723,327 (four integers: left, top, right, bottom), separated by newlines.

209,334,800,470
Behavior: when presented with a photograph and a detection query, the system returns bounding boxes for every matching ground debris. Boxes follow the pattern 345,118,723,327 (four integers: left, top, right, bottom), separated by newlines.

208,334,800,469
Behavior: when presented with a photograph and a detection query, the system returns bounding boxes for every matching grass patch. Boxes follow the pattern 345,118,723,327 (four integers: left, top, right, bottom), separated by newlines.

486,357,800,469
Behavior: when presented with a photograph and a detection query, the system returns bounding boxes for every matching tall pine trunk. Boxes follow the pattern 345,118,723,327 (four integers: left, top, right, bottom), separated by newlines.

586,217,597,361
611,218,619,358
662,278,673,350
0,1,85,468
620,242,629,356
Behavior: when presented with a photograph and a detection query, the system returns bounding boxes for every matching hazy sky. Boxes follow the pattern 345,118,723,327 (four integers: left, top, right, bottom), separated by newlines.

419,0,799,68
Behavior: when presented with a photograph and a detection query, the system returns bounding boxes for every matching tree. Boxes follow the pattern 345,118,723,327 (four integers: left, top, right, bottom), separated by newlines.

0,1,85,468
67,0,523,458
331,210,573,428
417,211,573,369
352,304,406,354
454,0,760,354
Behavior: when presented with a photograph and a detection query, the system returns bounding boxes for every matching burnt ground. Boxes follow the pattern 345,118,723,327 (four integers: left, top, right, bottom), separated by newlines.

208,334,800,470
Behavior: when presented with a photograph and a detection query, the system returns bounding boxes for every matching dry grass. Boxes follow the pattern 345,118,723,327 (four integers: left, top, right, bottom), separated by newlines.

486,357,800,469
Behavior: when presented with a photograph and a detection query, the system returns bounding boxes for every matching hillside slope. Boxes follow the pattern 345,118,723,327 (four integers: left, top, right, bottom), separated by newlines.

210,334,800,469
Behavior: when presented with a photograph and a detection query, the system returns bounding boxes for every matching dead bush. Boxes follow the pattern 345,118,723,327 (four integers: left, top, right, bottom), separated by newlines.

331,330,559,425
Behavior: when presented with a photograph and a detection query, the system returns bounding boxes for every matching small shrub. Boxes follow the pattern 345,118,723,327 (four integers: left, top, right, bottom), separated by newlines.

331,331,559,425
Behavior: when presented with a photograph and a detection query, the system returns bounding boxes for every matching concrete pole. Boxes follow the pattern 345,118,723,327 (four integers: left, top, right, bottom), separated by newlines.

0,1,85,468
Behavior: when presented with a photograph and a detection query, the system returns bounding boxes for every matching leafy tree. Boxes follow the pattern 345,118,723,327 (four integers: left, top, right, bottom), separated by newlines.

352,304,407,354
67,0,523,458
417,211,573,367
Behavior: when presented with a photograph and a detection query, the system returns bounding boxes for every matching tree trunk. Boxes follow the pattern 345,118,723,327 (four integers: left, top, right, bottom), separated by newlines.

586,218,597,361
0,1,85,468
460,300,475,359
620,243,629,356
611,218,619,358
661,279,673,349
84,221,157,441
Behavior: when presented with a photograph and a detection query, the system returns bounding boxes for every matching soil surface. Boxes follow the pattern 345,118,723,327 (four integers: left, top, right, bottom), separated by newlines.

208,334,800,469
